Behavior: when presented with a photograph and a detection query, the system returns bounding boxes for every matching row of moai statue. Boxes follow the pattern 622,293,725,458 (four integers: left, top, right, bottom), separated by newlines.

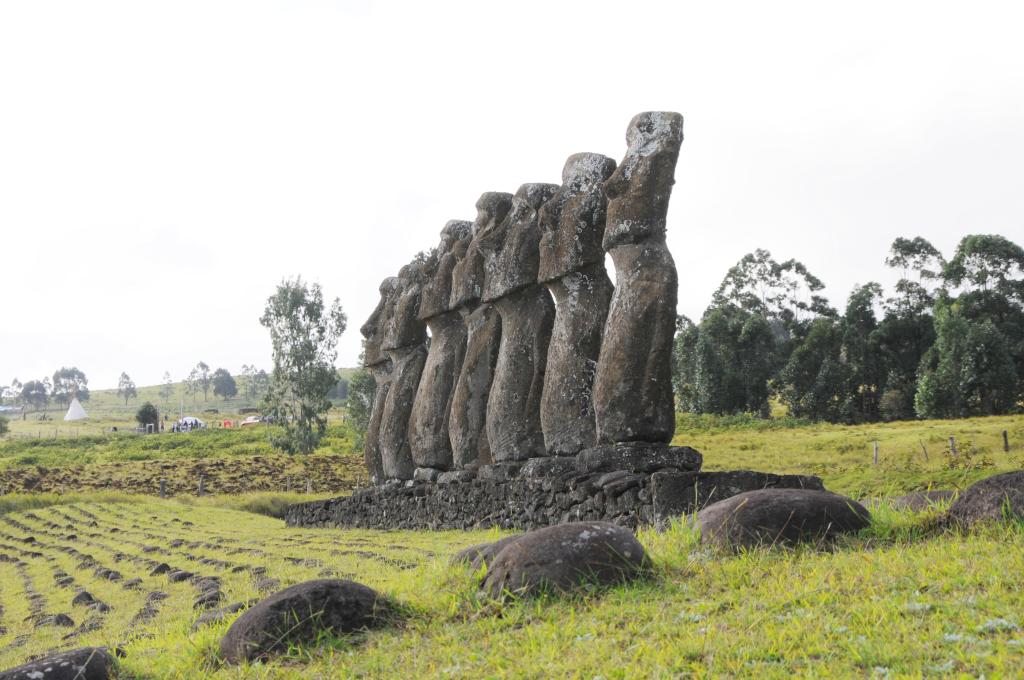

359,112,684,483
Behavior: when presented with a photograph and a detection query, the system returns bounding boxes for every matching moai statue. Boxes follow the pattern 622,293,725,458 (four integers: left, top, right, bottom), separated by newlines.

481,183,559,466
448,192,513,470
407,220,473,476
590,112,685,450
377,261,430,481
359,276,400,484
537,153,618,456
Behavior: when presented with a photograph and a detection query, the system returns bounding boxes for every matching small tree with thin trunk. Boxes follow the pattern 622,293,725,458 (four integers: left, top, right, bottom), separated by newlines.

117,372,137,405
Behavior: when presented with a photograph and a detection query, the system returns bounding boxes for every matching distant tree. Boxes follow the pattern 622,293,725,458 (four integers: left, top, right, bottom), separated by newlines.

135,402,160,432
9,379,22,407
885,236,946,313
117,372,138,405
0,415,7,436
51,367,89,407
347,366,375,449
253,369,270,399
20,380,49,412
328,375,349,401
158,371,175,403
185,368,199,403
944,234,1024,300
193,362,212,401
260,277,347,454
212,368,238,400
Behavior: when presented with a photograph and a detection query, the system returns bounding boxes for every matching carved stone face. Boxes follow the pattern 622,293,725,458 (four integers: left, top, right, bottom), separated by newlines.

538,153,617,283
602,111,684,251
361,277,400,367
481,182,559,302
419,220,473,320
382,262,427,351
449,192,513,310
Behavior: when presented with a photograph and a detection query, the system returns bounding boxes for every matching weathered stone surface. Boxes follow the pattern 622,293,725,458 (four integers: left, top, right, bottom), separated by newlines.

0,647,117,680
651,471,825,523
191,600,256,631
697,488,870,551
437,469,476,484
360,276,401,484
409,311,466,470
541,264,614,455
947,471,1024,527
519,456,577,478
286,466,825,532
219,579,387,663
487,285,554,461
381,263,427,352
482,183,559,302
577,444,702,474
477,462,524,482
449,303,501,469
362,362,392,484
538,152,617,283
413,467,441,483
449,193,513,310
418,220,472,320
593,112,683,444
378,344,427,481
361,277,400,368
887,489,955,511
451,535,522,569
482,522,648,598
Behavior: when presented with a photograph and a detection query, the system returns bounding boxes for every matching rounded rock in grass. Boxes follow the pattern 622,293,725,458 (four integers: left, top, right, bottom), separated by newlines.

947,471,1024,527
450,535,522,569
0,646,117,680
888,490,955,512
219,579,390,663
481,522,649,599
696,488,871,551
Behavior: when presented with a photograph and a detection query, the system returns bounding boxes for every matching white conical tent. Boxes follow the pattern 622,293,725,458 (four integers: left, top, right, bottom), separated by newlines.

64,398,88,421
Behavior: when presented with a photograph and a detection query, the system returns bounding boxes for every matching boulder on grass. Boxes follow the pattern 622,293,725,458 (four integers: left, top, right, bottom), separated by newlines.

947,471,1024,527
220,579,388,663
0,646,117,680
482,522,649,598
450,535,522,569
697,488,870,551
888,490,955,512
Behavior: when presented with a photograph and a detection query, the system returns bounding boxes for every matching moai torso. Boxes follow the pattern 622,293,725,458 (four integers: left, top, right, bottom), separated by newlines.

537,153,617,455
482,183,558,463
359,276,400,483
593,112,684,444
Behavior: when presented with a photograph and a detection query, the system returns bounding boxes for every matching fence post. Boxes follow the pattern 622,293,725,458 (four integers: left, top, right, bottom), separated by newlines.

159,479,167,498
197,474,206,497
873,441,879,465
286,476,291,493
1004,430,1010,453
949,436,957,457
306,479,312,494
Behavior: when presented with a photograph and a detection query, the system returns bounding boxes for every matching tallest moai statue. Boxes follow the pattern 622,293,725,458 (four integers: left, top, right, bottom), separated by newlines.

592,112,684,445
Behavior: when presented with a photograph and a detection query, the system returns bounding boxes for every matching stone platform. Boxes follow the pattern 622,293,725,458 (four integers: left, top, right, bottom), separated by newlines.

284,465,824,531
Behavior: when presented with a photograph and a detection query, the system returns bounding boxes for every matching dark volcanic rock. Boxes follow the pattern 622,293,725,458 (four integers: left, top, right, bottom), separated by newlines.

71,591,97,607
477,462,524,482
577,444,702,474
593,112,684,444
541,264,614,455
409,310,466,469
191,600,257,631
219,579,388,663
888,489,956,511
360,276,401,483
947,471,1024,527
519,456,577,478
378,344,427,481
482,522,648,598
0,646,117,680
449,303,501,469
651,470,824,522
697,488,870,550
363,362,393,484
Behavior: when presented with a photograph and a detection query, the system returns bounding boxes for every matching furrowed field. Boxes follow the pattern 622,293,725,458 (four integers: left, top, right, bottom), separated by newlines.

0,390,1022,677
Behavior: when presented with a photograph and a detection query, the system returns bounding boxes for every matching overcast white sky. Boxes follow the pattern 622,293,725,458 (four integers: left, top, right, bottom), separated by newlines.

2,0,1022,390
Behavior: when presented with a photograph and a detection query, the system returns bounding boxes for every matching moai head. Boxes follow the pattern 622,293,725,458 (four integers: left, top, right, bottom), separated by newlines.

482,183,559,302
449,192,513,310
361,276,400,367
602,112,684,251
382,261,428,351
418,219,473,321
538,153,617,283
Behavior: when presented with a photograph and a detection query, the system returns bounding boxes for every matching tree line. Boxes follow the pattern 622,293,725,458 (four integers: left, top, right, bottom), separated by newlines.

673,234,1024,423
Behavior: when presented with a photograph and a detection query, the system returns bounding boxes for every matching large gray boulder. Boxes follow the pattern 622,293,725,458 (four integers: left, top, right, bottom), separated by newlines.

888,489,955,512
0,647,117,680
219,579,387,663
947,471,1024,527
482,522,649,598
592,112,683,445
451,535,523,570
697,488,871,550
